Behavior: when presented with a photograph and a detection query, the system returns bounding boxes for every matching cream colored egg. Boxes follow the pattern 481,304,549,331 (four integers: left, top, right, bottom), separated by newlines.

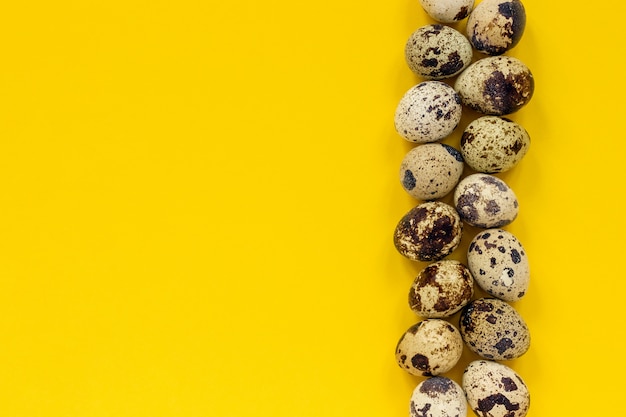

396,319,464,376
454,56,534,115
395,81,463,143
394,201,463,262
467,229,530,302
463,360,530,417
467,0,526,55
459,298,530,360
453,173,519,228
460,116,530,173
409,260,474,318
400,143,465,201
405,24,473,80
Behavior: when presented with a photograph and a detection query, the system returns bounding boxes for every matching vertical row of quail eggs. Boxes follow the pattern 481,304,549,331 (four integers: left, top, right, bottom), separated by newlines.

391,1,535,416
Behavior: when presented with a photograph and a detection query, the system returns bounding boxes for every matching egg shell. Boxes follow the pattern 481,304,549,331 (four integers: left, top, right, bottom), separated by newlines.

454,56,534,115
395,319,464,376
467,0,526,55
394,201,463,262
467,229,530,301
459,298,530,360
410,377,467,417
418,0,475,23
395,81,463,143
463,360,530,417
405,24,473,80
400,143,465,201
460,116,530,173
409,259,474,318
453,173,518,228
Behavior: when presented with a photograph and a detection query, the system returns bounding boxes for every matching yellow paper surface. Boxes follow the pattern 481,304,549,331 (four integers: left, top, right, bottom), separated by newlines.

0,1,624,416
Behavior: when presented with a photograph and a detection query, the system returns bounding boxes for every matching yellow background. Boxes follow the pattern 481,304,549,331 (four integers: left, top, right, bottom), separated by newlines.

0,0,624,416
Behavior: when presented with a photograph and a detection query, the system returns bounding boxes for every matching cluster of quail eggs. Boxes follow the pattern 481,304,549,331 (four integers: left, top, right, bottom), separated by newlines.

392,1,534,416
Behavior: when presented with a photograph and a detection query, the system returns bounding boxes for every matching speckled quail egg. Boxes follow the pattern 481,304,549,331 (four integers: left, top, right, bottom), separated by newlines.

410,377,467,417
409,259,474,318
460,116,530,173
395,319,464,376
454,56,534,115
467,0,526,55
459,298,530,360
418,0,475,23
400,143,465,201
394,201,463,262
395,81,463,143
468,229,530,302
453,173,518,228
405,24,473,80
463,360,530,417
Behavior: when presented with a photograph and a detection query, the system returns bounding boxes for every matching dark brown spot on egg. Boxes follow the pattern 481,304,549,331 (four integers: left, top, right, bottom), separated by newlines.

411,354,430,371
424,24,443,35
485,200,501,215
439,51,463,76
394,203,461,261
461,131,475,146
456,193,479,223
495,338,514,354
454,6,470,20
402,170,417,190
460,305,475,332
469,30,489,55
480,175,508,191
510,139,524,154
498,0,526,49
484,240,497,249
502,376,518,392
411,401,431,417
421,58,439,68
407,322,422,334
420,377,454,395
476,299,494,312
433,298,451,312
477,394,520,414
442,144,463,162
483,69,534,115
